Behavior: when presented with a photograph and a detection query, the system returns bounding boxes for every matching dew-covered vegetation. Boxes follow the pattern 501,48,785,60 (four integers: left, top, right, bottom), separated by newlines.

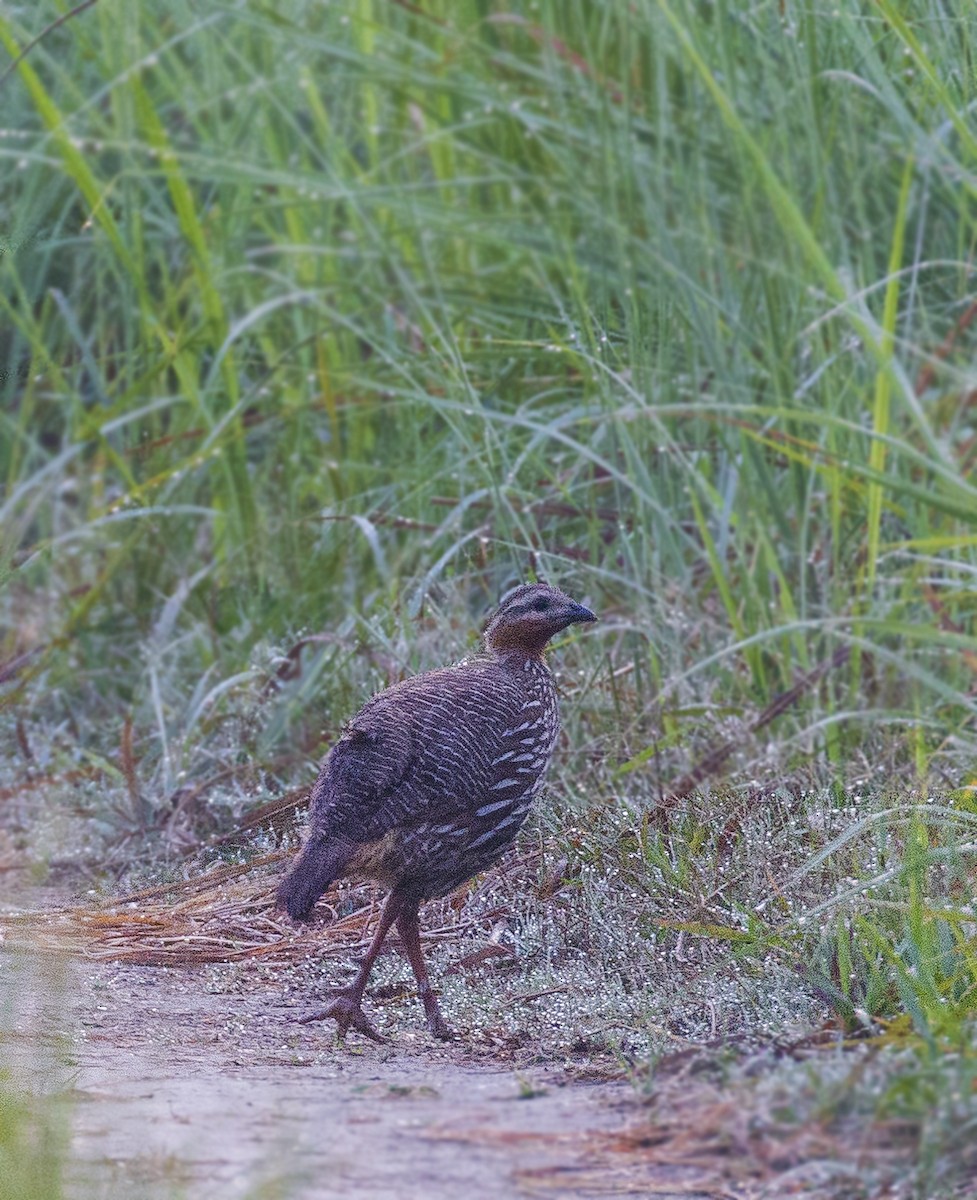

2,1,977,1197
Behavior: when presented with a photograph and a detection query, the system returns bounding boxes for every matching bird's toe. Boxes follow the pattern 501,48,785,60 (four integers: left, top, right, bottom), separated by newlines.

416,985,454,1040
297,993,386,1043
426,1009,454,1041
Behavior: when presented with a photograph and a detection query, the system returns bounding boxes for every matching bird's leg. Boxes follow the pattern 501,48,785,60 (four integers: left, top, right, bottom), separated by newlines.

298,891,404,1043
396,899,453,1040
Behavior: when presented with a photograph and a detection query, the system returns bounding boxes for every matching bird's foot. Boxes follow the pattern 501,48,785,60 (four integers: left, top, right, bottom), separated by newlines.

421,995,454,1041
297,991,386,1043
427,1010,454,1041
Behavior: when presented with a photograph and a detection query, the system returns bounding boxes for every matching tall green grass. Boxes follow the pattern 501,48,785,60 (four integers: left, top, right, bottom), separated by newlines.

1,0,977,1096
2,0,975,806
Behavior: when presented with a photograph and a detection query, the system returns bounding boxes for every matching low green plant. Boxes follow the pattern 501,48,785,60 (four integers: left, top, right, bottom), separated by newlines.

0,958,70,1200
804,809,977,1058
0,1070,68,1200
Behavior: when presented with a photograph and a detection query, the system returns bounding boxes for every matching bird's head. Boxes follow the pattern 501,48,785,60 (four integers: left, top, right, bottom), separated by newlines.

483,582,597,659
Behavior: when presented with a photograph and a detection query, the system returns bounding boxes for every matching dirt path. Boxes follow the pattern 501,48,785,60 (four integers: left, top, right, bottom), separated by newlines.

3,948,722,1200
5,886,945,1198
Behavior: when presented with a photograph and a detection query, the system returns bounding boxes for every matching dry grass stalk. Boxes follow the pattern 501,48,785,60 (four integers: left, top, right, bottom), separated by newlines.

0,847,525,967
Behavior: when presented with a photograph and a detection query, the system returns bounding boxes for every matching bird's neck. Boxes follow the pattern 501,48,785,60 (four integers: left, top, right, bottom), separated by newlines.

490,644,550,671
485,627,552,661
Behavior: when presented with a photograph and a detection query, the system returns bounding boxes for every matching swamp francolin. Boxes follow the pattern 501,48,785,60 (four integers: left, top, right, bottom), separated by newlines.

276,582,597,1041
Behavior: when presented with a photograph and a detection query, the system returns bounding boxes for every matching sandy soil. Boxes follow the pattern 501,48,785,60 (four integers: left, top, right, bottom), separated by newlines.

2,945,723,1200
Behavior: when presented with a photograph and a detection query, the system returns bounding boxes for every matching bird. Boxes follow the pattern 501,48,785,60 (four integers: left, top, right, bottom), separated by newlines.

275,581,597,1042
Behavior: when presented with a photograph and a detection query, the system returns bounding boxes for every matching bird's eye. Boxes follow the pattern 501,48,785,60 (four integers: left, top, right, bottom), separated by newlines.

532,597,551,612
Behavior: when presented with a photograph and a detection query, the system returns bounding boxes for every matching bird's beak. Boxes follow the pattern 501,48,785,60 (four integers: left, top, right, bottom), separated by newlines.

567,604,597,625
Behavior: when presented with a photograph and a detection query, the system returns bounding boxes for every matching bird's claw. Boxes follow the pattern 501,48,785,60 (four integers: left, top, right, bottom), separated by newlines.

428,1012,454,1041
297,992,386,1043
420,994,454,1041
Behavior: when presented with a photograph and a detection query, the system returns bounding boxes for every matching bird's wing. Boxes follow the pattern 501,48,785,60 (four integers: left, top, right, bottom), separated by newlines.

307,665,514,844
306,713,419,844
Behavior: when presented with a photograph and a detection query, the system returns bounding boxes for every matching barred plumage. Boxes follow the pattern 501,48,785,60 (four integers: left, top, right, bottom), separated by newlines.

276,582,596,1042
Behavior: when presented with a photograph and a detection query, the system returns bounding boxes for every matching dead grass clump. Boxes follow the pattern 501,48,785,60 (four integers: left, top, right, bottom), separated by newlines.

0,849,509,968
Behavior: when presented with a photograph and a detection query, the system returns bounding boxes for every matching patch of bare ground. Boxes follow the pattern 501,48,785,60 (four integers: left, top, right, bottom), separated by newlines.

6,950,700,1200
0,863,957,1200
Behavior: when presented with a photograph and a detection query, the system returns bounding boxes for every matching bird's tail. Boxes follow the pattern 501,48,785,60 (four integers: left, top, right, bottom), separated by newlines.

275,837,349,920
